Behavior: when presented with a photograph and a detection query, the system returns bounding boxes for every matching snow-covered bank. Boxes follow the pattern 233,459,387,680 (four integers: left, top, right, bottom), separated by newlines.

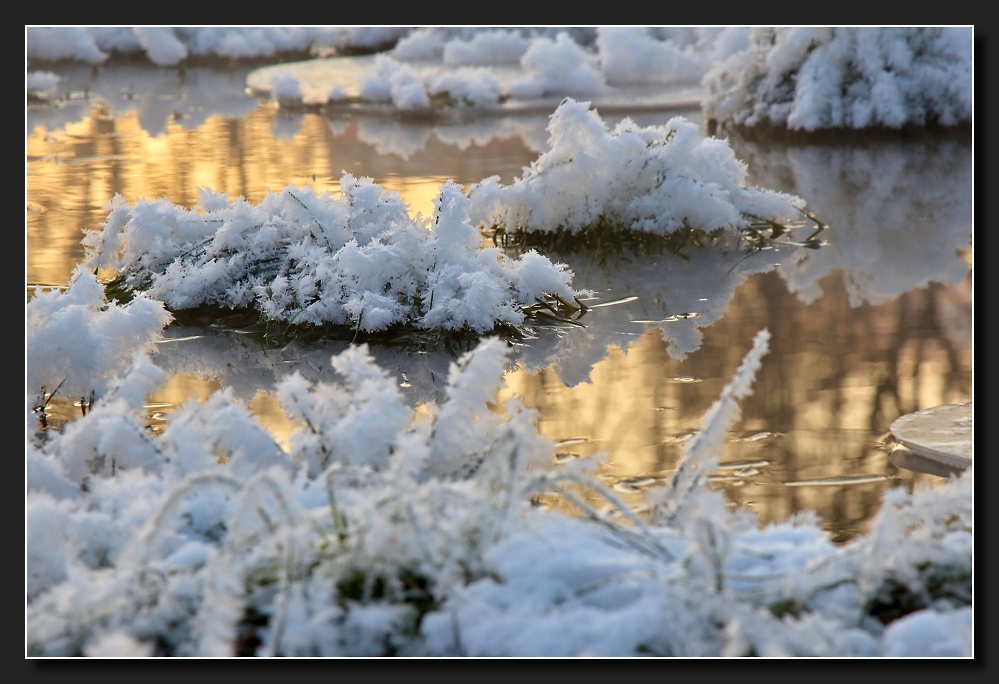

245,27,743,113
26,324,973,656
25,27,411,66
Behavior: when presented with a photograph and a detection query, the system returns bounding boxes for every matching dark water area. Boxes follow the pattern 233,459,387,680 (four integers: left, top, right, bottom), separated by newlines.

26,61,973,543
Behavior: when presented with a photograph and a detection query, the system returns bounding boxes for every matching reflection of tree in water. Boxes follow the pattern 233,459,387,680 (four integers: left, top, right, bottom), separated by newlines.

29,107,335,285
28,107,124,285
719,269,971,543
869,280,972,433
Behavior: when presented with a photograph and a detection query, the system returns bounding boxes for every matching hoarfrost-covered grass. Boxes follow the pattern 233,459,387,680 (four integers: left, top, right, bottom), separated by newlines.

25,26,973,658
26,270,173,401
27,27,973,132
80,175,582,339
26,322,973,656
25,27,411,66
467,99,808,238
702,27,973,132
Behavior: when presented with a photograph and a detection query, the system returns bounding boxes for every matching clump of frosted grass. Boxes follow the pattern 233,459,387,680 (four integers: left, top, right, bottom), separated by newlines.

466,98,806,237
702,27,972,131
26,329,972,656
26,339,570,655
650,329,771,528
594,27,750,86
506,33,608,99
359,55,433,110
427,68,504,109
82,174,580,337
26,268,173,401
441,29,531,66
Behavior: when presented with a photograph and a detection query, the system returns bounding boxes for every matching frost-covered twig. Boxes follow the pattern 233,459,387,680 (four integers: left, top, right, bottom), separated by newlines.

652,328,771,527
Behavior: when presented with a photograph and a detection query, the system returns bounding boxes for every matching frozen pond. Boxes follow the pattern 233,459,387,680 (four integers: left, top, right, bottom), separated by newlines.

26,59,973,544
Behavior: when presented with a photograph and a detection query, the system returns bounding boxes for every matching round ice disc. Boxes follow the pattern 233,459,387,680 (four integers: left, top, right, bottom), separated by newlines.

890,402,972,470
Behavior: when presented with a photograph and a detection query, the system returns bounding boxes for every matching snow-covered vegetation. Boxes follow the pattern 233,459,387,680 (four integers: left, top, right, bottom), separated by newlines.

466,99,808,238
360,27,749,104
26,270,173,402
26,313,973,655
254,28,743,113
27,26,973,132
68,97,814,345
25,27,411,66
79,174,581,338
26,27,974,658
701,27,973,131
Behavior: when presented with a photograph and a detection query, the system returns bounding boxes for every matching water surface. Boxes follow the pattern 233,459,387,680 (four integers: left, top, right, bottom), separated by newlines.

26,61,973,543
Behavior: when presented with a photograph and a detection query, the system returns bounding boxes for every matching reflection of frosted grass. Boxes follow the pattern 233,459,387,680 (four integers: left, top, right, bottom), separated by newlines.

727,134,972,306
26,63,260,137
509,229,811,389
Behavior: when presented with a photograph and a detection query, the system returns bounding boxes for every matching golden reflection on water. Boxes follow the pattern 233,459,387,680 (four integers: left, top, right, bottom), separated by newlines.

246,390,301,452
501,268,972,542
27,105,535,287
118,265,971,543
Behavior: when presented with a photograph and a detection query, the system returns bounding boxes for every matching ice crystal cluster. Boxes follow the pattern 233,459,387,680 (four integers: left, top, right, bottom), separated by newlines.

26,270,173,401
